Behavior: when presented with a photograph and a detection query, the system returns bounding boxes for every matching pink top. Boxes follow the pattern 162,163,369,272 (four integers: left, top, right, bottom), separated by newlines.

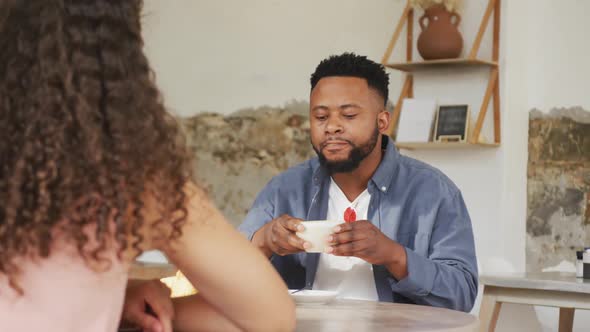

0,237,129,332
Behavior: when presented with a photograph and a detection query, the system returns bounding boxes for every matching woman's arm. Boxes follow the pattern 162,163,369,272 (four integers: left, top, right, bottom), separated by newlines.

156,183,296,332
171,294,240,332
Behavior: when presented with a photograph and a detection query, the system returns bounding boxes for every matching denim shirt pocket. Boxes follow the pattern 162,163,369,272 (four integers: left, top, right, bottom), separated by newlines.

396,231,430,257
412,232,430,256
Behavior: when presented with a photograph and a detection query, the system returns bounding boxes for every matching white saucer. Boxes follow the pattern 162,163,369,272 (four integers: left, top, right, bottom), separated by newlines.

289,289,338,304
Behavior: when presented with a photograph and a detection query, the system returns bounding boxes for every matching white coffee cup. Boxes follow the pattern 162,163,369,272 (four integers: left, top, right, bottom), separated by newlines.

296,220,341,253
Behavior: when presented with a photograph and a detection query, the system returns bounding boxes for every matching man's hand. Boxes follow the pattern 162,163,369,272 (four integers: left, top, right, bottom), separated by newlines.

327,220,408,280
253,214,310,257
121,279,174,332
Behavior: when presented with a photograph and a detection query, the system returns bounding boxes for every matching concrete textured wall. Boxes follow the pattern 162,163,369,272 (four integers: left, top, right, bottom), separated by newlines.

526,107,590,272
179,102,314,226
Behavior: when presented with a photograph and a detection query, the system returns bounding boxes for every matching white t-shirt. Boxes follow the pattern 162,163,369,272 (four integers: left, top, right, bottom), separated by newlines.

312,178,379,301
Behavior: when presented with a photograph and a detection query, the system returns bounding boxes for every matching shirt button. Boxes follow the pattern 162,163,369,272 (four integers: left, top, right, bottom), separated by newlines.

381,186,387,192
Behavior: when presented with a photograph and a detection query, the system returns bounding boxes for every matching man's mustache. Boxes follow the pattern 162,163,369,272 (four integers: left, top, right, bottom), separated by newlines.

320,138,353,150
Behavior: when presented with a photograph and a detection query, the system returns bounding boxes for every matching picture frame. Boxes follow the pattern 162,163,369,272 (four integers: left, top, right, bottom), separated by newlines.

434,104,470,143
395,98,437,143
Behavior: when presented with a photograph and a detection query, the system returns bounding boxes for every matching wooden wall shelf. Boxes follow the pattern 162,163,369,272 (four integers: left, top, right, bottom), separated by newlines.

385,58,497,72
381,0,502,146
396,142,500,150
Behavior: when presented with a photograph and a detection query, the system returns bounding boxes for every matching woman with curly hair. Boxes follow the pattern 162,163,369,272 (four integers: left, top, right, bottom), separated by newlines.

0,1,295,331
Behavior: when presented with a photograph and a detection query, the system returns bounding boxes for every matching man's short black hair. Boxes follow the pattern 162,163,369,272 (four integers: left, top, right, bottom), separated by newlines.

310,52,389,106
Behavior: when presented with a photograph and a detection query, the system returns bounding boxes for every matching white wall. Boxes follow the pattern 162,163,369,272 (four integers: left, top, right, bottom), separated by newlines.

142,0,590,330
526,0,590,110
142,0,406,116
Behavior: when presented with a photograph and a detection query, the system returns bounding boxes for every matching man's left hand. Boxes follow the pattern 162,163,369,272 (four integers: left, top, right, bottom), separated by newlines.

326,220,408,279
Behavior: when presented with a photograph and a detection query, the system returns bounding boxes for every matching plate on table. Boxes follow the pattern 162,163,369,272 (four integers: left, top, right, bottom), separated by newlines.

289,289,338,304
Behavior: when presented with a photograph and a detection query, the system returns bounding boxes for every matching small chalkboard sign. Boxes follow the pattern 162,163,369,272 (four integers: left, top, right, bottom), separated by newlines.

434,104,470,142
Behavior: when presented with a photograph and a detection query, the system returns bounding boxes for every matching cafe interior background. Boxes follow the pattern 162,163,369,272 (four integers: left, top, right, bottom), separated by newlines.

136,0,590,330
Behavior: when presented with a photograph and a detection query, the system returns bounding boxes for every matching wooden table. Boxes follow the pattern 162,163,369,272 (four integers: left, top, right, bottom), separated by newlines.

128,262,177,280
296,299,478,331
479,272,590,332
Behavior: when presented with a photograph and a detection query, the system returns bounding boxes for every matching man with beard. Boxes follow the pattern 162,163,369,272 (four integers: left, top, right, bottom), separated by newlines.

238,53,478,312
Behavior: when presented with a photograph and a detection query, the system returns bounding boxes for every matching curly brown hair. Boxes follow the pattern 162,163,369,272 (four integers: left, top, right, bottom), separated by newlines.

0,0,191,293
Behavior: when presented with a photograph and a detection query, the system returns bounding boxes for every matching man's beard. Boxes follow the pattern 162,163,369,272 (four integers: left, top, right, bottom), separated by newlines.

313,126,380,174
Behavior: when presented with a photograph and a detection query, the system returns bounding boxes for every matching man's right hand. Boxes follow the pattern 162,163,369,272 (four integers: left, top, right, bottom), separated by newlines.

253,214,310,257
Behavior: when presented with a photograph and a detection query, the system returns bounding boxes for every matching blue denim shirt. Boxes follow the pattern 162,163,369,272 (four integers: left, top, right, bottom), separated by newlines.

238,136,478,312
